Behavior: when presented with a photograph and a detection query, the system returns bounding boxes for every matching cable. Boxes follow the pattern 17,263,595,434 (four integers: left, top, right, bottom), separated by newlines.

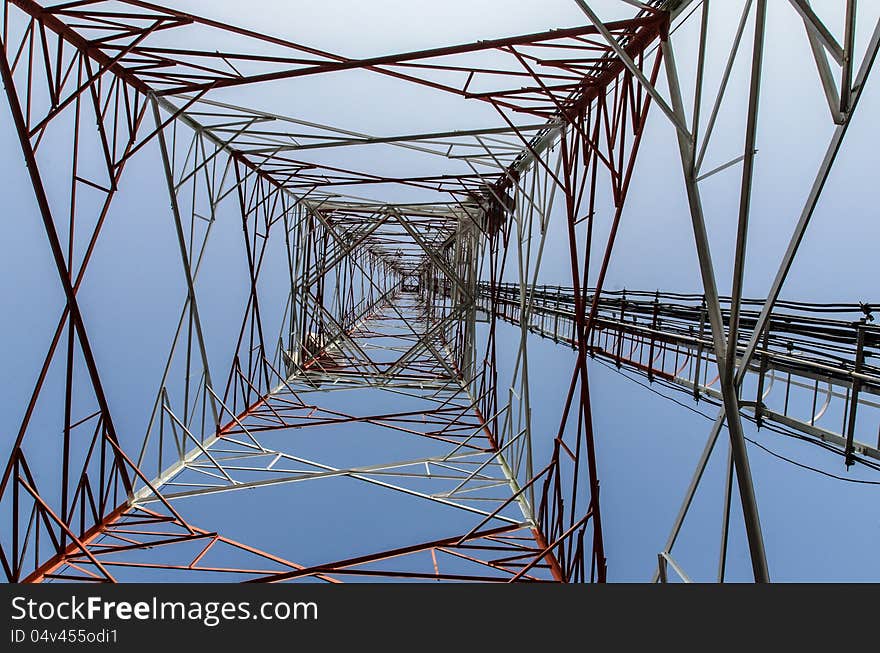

745,438,880,485
591,356,880,485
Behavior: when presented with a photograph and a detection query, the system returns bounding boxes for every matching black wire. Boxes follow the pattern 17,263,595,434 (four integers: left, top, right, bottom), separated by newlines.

745,438,880,485
591,356,880,485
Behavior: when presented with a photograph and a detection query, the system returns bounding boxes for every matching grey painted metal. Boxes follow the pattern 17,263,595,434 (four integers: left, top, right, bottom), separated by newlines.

663,33,770,583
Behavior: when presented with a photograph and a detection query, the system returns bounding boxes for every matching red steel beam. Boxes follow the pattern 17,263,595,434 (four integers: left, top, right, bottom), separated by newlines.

3,0,670,584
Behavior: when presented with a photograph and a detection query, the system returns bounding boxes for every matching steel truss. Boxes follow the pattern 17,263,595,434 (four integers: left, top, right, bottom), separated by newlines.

1,0,877,583
482,283,880,464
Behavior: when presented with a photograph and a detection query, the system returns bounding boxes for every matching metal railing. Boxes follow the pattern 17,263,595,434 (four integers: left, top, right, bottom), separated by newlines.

478,282,880,465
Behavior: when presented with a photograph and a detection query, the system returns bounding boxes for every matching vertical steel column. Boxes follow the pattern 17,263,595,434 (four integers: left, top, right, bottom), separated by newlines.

662,29,770,582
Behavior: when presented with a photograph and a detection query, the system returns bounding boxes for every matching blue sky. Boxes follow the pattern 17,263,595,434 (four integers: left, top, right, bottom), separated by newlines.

1,0,878,582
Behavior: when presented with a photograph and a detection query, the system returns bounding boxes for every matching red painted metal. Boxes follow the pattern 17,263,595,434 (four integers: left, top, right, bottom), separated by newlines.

1,0,666,583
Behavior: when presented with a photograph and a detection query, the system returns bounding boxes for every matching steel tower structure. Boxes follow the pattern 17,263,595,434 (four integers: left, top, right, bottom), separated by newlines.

1,0,877,583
